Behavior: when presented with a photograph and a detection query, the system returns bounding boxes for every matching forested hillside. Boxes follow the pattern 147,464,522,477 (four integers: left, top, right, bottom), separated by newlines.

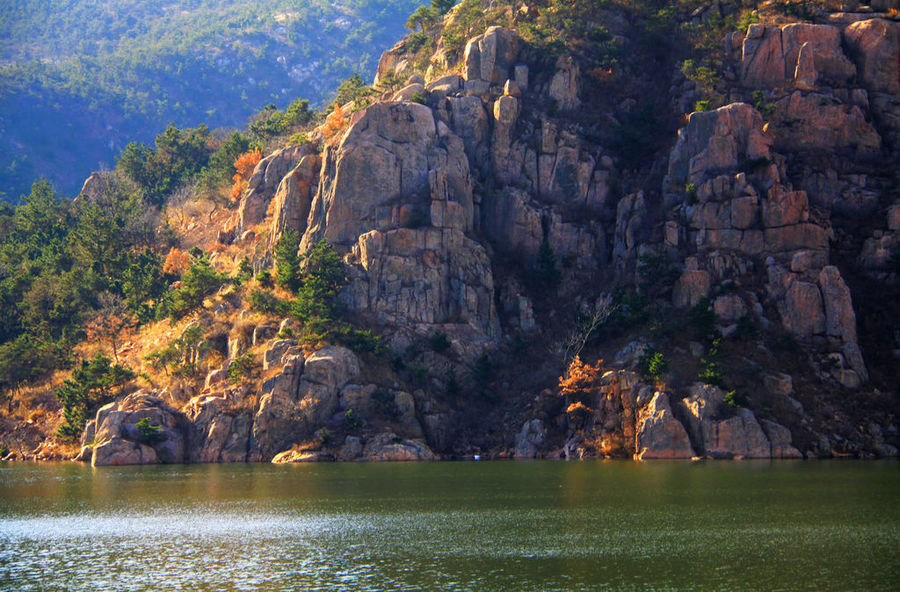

0,0,420,200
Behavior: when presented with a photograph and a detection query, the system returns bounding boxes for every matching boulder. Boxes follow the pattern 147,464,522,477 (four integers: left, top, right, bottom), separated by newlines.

634,392,696,460
843,18,900,93
362,432,437,461
271,449,334,463
666,103,772,188
237,145,306,232
391,83,426,102
681,385,771,458
514,419,545,459
782,23,856,86
491,94,520,183
186,395,252,463
297,346,361,427
463,26,520,85
88,392,187,466
741,25,786,88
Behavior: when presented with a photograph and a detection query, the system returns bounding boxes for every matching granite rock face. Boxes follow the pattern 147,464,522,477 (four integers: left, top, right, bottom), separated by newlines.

634,392,696,460
82,392,187,466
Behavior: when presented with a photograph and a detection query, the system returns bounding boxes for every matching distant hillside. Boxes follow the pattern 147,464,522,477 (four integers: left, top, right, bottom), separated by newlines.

0,0,421,201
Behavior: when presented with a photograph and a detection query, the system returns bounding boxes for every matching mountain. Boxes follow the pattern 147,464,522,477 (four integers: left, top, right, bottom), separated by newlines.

0,0,421,201
1,0,898,464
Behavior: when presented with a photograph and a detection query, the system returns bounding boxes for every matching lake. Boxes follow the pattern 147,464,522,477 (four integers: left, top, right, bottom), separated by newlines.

1,460,898,591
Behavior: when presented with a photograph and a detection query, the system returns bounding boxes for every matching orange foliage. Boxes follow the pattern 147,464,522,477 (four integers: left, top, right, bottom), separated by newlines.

558,356,604,400
162,247,191,276
322,104,346,139
231,149,262,201
565,401,594,430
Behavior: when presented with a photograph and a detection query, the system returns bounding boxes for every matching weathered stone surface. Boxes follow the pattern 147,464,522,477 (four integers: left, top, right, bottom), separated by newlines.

843,18,900,93
769,91,881,156
779,281,826,337
763,373,794,397
714,294,747,324
634,392,695,460
362,432,437,461
673,269,711,308
514,419,545,459
782,23,856,86
425,74,462,99
238,145,306,232
301,102,474,249
666,103,772,188
761,420,803,459
764,224,828,252
447,95,490,164
463,26,519,85
492,94,519,183
347,228,500,344
374,39,408,86
88,392,186,466
297,346,361,427
731,195,759,229
271,449,334,463
548,56,581,111
391,83,426,102
263,339,299,372
681,385,770,459
818,266,858,343
270,154,320,249
764,186,809,227
186,395,252,463
742,25,786,88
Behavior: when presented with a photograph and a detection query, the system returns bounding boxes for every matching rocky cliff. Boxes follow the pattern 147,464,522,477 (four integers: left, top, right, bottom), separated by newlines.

7,1,898,465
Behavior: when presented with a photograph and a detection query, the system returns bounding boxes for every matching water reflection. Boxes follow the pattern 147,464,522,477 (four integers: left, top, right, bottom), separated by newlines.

0,461,898,591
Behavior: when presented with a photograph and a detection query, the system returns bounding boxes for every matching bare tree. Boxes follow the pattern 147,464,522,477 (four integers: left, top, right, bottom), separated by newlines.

562,293,618,371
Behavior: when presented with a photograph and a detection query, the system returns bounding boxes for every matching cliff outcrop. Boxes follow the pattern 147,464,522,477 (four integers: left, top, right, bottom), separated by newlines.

6,1,898,465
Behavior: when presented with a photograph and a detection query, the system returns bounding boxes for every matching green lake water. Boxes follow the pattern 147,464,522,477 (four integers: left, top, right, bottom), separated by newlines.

1,460,898,591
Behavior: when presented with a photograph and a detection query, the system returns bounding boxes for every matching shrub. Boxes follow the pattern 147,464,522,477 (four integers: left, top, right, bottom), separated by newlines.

638,348,668,382
274,229,302,293
685,183,698,204
372,389,400,420
230,149,262,201
428,331,451,353
533,239,561,291
345,409,362,430
228,353,254,383
723,390,748,408
689,297,719,343
163,255,227,320
291,239,347,322
55,355,136,440
135,417,165,444
256,269,273,288
248,288,285,314
566,401,593,430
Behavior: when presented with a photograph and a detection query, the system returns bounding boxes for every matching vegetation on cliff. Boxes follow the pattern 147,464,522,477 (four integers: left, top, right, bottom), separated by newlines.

1,0,898,462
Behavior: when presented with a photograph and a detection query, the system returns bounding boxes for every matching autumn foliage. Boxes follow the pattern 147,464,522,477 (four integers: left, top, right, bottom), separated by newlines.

231,148,262,201
559,356,604,403
322,104,347,139
162,247,191,276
